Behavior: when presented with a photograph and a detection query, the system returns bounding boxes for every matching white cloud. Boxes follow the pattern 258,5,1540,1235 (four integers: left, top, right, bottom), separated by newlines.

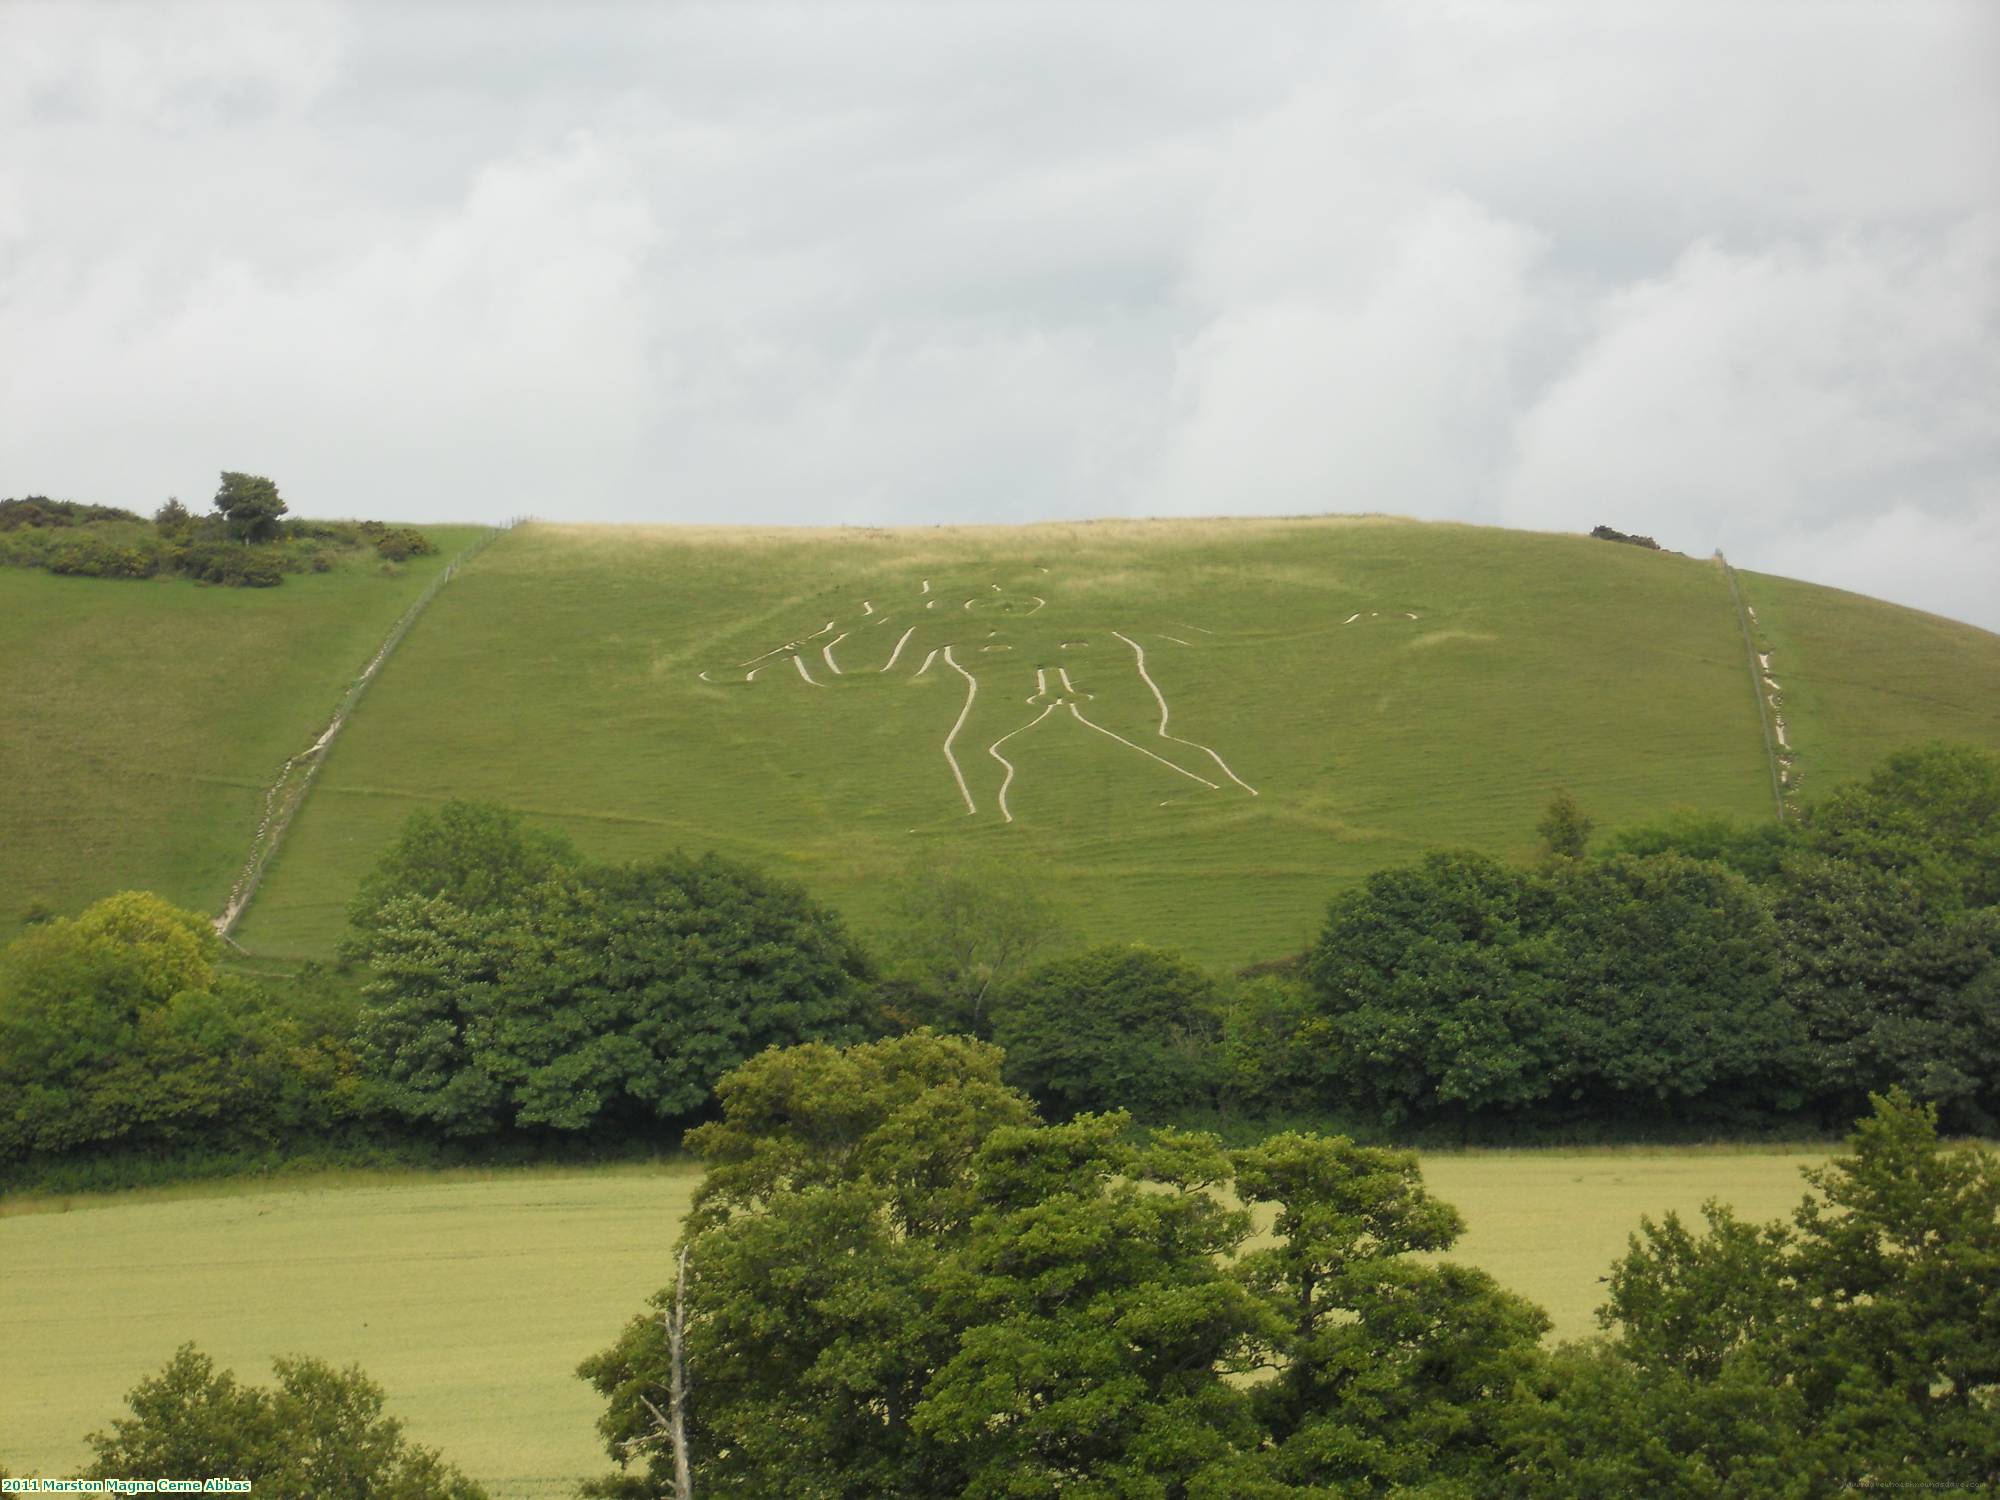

1499,216,2000,575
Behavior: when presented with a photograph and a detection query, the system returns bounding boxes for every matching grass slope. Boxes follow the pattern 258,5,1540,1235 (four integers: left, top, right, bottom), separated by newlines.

0,1152,1825,1495
237,517,1801,968
0,529,488,938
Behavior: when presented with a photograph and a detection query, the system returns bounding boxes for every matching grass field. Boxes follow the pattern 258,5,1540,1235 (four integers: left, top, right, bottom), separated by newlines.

0,1150,1830,1495
0,528,489,941
229,515,1934,971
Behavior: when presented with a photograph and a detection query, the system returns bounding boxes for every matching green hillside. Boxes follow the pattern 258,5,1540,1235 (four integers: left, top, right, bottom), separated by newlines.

216,517,2000,970
0,528,488,939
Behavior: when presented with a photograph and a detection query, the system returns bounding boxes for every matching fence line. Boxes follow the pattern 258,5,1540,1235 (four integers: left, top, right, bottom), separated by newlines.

1717,550,1787,823
215,523,510,936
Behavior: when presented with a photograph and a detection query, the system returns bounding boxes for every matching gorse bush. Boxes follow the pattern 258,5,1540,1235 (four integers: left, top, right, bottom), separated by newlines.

1,487,447,587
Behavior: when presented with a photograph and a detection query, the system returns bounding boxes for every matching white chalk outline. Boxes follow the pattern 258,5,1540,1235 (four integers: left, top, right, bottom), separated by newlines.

822,632,847,674
792,655,821,686
940,646,978,814
1025,596,1046,614
1057,667,1089,699
988,703,1056,822
1112,631,1257,795
861,600,875,615
915,647,940,677
1067,703,1219,788
734,621,835,669
881,625,917,672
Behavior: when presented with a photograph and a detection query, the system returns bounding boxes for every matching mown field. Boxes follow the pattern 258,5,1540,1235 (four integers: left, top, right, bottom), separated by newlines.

0,1150,1829,1497
0,527,489,941
230,517,1833,970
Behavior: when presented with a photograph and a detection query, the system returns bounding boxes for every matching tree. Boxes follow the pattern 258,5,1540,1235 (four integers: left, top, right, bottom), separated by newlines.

85,1344,488,1499
212,470,288,542
991,944,1223,1120
1304,852,1562,1129
1220,1132,1549,1496
1804,741,2000,910
1774,851,2000,1128
1542,853,1805,1116
1526,1092,2000,1494
153,496,192,534
344,800,580,958
583,1035,1554,1500
352,811,877,1136
1536,788,1594,861
880,854,1070,1036
0,891,360,1161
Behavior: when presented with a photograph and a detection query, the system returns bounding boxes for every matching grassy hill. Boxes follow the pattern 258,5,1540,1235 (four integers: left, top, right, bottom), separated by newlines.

7,515,1995,967
0,527,489,939
207,516,2000,970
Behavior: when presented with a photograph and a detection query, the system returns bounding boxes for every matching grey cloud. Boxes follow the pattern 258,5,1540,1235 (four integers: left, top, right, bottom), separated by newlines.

1,2,1994,628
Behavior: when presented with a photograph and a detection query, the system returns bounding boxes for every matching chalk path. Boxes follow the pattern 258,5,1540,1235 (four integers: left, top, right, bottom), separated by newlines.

987,703,1056,822
1068,703,1220,789
881,625,917,672
1112,631,1257,795
940,646,979,814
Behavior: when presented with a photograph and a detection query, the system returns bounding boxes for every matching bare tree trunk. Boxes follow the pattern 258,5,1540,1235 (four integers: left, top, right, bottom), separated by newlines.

668,1243,692,1500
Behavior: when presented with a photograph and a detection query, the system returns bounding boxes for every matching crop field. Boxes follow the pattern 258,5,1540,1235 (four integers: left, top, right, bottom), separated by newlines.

0,1150,1828,1497
225,515,1908,971
0,527,489,941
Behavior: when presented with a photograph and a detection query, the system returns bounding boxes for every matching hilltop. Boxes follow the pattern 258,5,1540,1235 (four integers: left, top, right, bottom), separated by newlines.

187,515,1998,969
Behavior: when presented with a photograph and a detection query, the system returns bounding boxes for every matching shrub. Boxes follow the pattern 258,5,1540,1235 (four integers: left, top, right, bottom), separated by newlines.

85,1344,488,1498
179,543,285,587
374,526,437,561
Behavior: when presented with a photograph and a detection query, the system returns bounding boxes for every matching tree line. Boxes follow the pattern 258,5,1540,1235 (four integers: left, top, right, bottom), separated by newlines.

0,473,434,587
3,741,1996,1184
19,1041,1995,1498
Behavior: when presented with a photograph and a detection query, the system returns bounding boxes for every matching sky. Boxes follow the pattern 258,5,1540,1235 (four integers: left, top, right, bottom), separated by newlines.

4,2,1996,628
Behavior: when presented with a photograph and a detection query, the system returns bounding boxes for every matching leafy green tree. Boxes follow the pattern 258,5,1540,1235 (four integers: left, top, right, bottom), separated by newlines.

1605,808,1797,883
1804,741,2000,910
85,1344,488,1499
153,496,192,534
1524,1092,2000,1495
353,825,876,1135
1304,852,1561,1130
1211,1132,1549,1497
1543,853,1805,1115
992,944,1222,1120
584,1035,1554,1500
1536,788,1594,860
879,854,1070,1036
344,800,580,957
1773,851,2000,1128
0,892,361,1161
212,470,288,542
